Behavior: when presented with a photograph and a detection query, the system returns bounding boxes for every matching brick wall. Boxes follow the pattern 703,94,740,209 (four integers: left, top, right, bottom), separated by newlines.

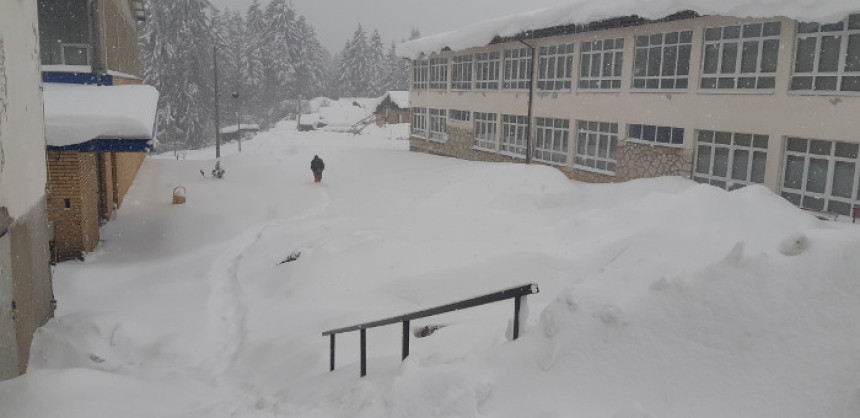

46,151,100,261
113,152,145,207
112,76,142,86
409,126,694,184
99,152,115,221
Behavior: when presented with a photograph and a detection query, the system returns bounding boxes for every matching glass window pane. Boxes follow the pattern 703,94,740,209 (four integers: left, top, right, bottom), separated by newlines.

806,158,829,193
677,45,691,76
832,161,856,198
744,23,762,38
734,133,752,147
648,47,661,76
784,155,805,189
810,140,832,155
761,39,779,72
754,135,769,149
846,34,860,72
724,26,741,39
703,44,720,74
721,42,738,74
732,149,750,180
787,137,808,152
794,37,817,73
698,130,714,143
815,76,839,91
643,125,656,142
741,41,759,73
672,128,685,145
842,77,860,92
715,132,732,145
828,201,851,216
819,35,842,72
713,148,729,177
663,46,678,76
696,145,711,174
751,151,767,183
802,195,825,211
657,127,672,143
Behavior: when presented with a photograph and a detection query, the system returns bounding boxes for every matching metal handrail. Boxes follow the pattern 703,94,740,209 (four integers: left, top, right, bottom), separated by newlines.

322,283,539,377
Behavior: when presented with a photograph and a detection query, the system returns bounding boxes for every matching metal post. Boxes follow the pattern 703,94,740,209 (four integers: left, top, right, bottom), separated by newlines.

360,328,367,377
213,45,221,159
513,296,522,340
402,320,410,360
519,39,536,164
329,334,335,372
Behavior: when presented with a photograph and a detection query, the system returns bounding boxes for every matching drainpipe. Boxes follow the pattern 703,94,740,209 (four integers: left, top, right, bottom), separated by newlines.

519,39,536,164
87,0,105,85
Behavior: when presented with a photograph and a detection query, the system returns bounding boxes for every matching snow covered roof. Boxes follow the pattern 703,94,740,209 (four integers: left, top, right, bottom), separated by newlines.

397,0,858,58
385,91,409,109
43,83,159,147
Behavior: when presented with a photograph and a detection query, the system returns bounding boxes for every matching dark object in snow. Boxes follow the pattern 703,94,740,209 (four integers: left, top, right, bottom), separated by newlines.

277,251,301,265
212,160,225,179
311,155,324,183
199,169,206,178
413,325,444,338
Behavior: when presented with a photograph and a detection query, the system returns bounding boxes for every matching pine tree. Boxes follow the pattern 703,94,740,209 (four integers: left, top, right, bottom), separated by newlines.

139,0,215,150
384,41,409,91
367,29,386,96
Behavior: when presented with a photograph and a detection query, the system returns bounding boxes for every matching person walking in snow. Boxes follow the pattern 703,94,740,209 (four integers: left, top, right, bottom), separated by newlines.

311,155,325,183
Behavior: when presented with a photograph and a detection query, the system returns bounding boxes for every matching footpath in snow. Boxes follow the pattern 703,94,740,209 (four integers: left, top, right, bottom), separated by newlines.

1,122,859,418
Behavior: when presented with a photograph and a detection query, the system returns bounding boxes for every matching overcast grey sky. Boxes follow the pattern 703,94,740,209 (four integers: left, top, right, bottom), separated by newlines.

209,0,572,54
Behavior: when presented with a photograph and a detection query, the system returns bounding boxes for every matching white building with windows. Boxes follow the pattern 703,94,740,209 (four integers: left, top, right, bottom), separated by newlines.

399,4,860,218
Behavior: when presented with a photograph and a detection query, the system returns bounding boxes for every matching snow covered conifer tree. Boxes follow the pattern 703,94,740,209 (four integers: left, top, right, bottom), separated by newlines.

368,29,386,96
139,0,215,150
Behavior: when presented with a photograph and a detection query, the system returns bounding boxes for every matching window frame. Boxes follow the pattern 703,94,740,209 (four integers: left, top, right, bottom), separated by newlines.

473,112,499,151
475,51,501,90
790,14,860,95
781,136,860,216
429,57,449,91
429,109,448,142
574,120,618,174
534,117,571,166
412,60,429,90
451,55,474,91
411,107,428,138
693,130,769,190
578,38,625,91
503,47,533,90
501,114,528,157
627,124,685,147
699,21,782,93
537,43,575,91
449,109,471,123
632,30,693,91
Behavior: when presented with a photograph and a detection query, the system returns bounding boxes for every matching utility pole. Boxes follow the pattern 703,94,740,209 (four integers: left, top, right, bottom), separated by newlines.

214,45,221,159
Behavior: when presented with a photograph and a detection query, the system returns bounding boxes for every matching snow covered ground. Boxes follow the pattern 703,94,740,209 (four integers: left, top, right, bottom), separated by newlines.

2,123,859,417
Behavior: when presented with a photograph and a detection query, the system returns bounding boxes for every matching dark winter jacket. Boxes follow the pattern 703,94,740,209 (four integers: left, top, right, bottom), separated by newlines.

311,155,325,173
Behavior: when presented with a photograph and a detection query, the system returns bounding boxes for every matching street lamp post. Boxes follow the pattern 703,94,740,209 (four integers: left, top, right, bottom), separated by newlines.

232,91,241,152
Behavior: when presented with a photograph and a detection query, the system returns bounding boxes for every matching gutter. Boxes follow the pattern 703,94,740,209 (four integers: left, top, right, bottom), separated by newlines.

519,39,536,164
87,0,105,85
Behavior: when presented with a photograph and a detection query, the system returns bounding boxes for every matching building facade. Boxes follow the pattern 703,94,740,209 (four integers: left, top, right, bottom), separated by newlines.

38,0,155,261
0,0,55,380
405,11,860,218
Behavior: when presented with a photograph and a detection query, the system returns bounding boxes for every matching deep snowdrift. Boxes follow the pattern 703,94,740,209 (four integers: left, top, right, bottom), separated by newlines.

1,123,858,418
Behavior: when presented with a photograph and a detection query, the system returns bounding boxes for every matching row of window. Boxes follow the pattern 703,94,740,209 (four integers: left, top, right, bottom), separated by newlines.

412,14,860,94
411,107,860,216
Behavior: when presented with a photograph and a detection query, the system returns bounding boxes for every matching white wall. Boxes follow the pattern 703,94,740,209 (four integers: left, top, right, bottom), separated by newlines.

409,14,860,194
0,0,48,218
